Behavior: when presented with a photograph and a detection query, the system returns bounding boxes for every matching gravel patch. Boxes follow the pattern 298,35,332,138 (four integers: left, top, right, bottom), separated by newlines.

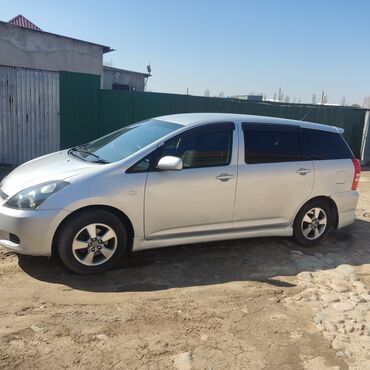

285,260,370,369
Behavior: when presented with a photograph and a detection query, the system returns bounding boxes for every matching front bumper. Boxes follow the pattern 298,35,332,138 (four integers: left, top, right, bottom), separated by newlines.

0,205,70,256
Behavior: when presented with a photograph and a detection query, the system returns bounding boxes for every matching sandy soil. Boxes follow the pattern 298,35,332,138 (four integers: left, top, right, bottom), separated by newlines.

0,171,369,370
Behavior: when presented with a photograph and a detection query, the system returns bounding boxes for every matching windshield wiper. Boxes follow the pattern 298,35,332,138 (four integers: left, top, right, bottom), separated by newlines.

69,147,110,164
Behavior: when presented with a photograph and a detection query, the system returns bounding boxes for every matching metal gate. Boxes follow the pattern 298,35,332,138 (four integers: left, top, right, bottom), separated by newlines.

0,65,60,165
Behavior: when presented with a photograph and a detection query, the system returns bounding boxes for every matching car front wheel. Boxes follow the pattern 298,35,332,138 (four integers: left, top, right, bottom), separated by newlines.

56,209,128,274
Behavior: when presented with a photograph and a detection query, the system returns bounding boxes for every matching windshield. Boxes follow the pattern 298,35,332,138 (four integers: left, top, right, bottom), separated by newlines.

69,119,182,163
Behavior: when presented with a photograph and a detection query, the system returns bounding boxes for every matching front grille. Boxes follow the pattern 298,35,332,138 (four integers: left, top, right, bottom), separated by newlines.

9,233,20,244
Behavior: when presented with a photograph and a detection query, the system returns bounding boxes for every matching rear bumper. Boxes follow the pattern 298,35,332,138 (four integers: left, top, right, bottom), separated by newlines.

0,205,70,256
331,191,359,229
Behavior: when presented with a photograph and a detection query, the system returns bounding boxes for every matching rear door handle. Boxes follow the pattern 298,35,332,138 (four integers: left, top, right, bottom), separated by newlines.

215,173,235,182
296,168,311,175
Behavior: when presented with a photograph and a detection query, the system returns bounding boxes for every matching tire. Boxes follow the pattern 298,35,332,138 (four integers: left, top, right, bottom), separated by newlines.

56,209,128,274
293,199,333,247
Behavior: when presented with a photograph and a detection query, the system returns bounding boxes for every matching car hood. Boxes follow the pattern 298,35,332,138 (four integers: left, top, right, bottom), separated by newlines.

0,150,97,197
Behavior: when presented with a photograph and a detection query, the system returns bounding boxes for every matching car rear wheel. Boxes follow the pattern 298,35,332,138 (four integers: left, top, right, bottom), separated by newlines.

293,200,332,247
57,209,128,274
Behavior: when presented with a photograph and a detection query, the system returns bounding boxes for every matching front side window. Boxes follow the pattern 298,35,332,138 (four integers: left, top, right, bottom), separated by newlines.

161,125,234,169
243,126,302,164
69,119,182,163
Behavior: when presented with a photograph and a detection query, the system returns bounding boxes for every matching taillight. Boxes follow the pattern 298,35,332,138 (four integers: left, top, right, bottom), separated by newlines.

351,158,361,190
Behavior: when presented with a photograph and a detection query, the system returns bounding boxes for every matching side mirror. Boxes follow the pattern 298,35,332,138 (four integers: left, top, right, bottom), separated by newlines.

157,156,183,171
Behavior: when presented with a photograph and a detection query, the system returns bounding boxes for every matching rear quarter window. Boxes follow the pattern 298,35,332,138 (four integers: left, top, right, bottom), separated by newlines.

302,129,354,160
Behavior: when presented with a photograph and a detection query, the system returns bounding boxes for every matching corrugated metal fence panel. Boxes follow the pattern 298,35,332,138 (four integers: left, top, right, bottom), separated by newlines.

59,71,100,148
129,93,366,157
0,65,59,165
59,72,367,157
361,111,370,164
98,89,133,137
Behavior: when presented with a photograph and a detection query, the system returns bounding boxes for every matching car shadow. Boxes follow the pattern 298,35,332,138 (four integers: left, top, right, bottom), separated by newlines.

17,217,370,293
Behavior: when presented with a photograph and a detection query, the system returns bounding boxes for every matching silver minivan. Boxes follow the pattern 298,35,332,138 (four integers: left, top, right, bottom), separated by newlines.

0,113,360,274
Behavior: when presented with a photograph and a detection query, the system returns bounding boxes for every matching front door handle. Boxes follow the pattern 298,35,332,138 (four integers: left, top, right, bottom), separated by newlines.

296,168,311,175
215,173,235,182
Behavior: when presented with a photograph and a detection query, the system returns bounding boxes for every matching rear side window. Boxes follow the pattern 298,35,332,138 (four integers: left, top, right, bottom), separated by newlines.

243,126,302,164
302,129,353,160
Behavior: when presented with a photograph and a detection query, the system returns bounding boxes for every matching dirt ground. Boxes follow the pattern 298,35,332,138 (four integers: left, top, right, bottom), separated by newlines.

0,171,370,370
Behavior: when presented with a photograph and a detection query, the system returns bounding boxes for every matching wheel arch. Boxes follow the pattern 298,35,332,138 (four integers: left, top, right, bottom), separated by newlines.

51,205,135,257
294,195,339,229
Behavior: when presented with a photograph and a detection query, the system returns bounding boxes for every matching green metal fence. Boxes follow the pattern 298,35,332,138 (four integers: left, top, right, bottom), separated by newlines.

60,71,366,157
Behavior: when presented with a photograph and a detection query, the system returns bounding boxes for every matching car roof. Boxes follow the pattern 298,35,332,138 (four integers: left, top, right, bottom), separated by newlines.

156,113,343,133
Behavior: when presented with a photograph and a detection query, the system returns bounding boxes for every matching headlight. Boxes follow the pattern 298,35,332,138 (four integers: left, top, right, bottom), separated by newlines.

4,181,70,210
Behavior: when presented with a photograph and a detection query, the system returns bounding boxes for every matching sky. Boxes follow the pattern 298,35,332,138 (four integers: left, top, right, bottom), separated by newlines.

1,0,369,104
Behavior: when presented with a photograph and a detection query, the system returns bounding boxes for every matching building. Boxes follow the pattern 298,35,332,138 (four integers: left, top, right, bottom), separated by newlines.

0,15,151,165
0,15,150,87
103,66,150,91
232,94,264,102
0,16,112,76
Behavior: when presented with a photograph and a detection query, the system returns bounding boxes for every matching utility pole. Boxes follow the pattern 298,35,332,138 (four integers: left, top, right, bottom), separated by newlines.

186,88,189,95
321,91,325,105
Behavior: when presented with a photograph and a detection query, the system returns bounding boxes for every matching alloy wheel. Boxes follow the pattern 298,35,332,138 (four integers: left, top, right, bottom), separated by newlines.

72,223,117,266
301,207,327,240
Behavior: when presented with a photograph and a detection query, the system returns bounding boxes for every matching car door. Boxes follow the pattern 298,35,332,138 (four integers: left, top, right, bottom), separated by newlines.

233,123,314,230
144,122,238,240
